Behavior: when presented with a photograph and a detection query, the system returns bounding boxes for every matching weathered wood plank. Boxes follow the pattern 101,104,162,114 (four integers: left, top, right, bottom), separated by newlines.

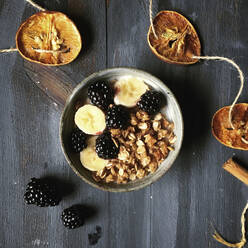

107,1,152,248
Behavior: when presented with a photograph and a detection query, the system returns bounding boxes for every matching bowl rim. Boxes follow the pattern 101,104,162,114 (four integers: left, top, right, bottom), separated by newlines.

60,67,184,192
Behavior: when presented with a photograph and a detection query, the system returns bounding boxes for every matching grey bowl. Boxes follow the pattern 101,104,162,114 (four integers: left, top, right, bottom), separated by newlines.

60,68,183,192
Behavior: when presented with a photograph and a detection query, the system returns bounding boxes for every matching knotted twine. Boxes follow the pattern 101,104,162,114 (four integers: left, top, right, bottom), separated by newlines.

148,0,247,144
0,0,46,53
212,202,248,248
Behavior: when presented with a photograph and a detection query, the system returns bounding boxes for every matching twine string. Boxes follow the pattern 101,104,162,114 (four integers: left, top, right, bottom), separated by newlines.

0,48,18,53
193,55,245,132
0,0,46,53
26,0,46,11
212,202,248,248
149,0,158,39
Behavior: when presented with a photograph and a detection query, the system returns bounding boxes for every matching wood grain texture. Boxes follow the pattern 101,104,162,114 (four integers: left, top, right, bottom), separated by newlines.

24,61,75,108
1,0,248,247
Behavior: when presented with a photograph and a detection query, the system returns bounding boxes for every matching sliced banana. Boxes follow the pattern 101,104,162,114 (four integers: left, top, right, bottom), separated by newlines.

80,136,108,171
114,76,149,107
75,104,106,135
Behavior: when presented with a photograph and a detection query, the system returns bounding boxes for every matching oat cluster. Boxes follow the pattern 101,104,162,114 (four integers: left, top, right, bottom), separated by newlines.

92,110,176,184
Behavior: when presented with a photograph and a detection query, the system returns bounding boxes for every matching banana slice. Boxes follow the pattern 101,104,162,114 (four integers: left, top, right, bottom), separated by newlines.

75,104,106,135
114,76,149,107
80,136,108,171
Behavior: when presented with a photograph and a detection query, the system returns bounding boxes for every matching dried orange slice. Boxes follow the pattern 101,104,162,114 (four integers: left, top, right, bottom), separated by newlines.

16,11,81,66
147,11,201,65
212,103,248,150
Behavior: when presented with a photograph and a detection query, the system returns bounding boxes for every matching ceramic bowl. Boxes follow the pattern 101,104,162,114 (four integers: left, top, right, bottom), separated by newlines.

60,68,183,192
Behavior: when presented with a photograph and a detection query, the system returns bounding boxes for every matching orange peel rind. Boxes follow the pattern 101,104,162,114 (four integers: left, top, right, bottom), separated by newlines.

212,103,248,150
147,11,201,65
16,11,82,66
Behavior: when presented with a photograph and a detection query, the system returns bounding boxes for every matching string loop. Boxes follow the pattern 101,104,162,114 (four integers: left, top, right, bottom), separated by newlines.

149,0,158,39
193,55,245,132
212,202,248,248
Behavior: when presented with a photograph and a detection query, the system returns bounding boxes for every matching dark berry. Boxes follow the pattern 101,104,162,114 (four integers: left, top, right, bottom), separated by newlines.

88,82,113,110
106,104,130,129
71,128,87,153
95,132,119,159
137,90,163,115
24,178,60,207
61,205,84,229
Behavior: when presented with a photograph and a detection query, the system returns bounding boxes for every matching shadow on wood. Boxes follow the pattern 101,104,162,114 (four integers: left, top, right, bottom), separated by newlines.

41,175,76,199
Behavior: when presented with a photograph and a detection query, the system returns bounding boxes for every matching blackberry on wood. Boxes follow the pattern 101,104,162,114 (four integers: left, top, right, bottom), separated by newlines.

137,90,163,115
61,205,84,229
71,128,87,153
106,104,130,129
87,82,113,110
95,132,119,159
24,178,60,207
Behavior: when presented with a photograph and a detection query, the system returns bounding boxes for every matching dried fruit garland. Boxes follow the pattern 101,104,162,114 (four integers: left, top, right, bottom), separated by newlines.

148,1,248,247
148,0,248,151
0,0,82,66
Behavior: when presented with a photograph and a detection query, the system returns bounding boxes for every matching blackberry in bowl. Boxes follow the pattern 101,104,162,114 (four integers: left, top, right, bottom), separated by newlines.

95,132,119,159
71,128,87,153
87,81,113,110
106,104,130,130
137,90,163,115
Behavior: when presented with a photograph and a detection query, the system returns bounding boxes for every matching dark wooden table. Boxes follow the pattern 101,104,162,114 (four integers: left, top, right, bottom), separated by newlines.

1,0,248,247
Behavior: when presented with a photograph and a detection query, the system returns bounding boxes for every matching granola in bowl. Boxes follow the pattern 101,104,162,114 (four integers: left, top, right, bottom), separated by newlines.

92,110,176,184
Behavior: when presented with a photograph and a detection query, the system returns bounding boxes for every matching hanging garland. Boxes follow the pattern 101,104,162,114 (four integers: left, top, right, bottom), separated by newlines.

148,0,248,150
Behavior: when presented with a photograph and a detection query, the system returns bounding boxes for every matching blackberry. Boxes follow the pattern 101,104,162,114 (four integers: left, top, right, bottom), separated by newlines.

61,205,84,229
106,105,130,129
71,128,87,153
95,132,119,159
24,178,60,207
137,90,163,115
87,82,113,110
